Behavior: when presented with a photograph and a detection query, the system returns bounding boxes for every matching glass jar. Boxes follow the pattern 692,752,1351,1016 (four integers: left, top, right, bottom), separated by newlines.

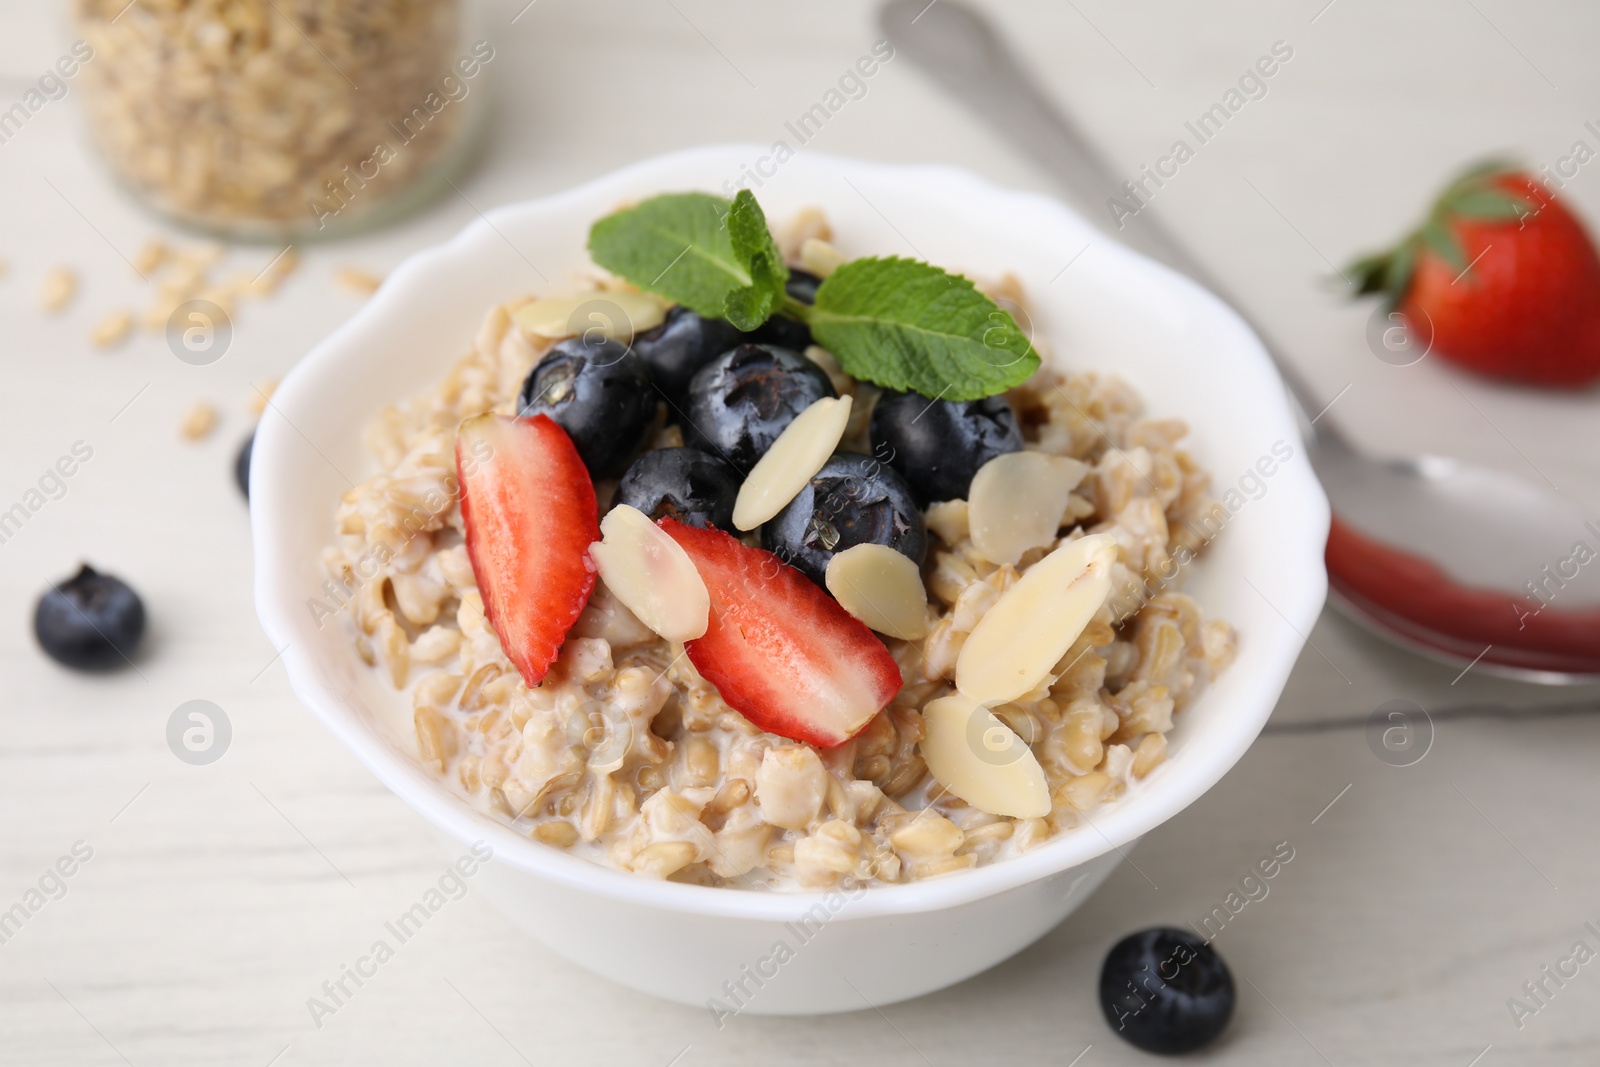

72,0,488,241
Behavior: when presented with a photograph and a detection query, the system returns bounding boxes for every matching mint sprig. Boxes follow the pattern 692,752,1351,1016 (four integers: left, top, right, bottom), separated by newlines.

586,191,1039,401
805,257,1038,400
588,191,781,326
723,190,789,330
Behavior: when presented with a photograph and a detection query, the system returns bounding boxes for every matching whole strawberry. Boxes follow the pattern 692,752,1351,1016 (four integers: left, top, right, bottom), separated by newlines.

1351,161,1600,387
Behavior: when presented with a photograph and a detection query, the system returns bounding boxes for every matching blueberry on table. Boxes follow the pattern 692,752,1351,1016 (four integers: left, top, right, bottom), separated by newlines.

762,453,926,586
745,269,822,351
34,564,147,671
681,343,835,472
870,389,1022,506
1099,927,1235,1055
631,305,743,406
235,432,254,500
615,447,741,532
518,337,657,480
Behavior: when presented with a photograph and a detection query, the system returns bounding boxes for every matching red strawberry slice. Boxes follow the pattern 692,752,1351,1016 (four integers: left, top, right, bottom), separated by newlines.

659,517,903,747
456,413,598,686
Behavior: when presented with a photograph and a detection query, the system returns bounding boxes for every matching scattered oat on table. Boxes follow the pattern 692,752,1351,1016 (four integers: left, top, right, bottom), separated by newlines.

41,267,77,313
91,310,133,349
133,238,167,277
247,378,278,417
251,247,299,297
335,267,384,295
180,402,218,441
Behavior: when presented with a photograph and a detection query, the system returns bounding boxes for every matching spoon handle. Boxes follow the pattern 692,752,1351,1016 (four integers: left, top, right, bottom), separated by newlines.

880,0,1329,435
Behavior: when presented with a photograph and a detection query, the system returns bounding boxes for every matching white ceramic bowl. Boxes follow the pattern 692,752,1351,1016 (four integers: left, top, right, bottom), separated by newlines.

252,145,1328,1014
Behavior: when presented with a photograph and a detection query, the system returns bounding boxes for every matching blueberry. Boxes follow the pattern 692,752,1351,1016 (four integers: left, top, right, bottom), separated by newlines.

745,270,821,351
681,343,834,472
631,306,743,408
235,432,253,500
34,564,147,671
870,389,1022,505
519,337,657,479
784,269,822,305
1099,927,1235,1055
616,447,740,531
762,453,926,586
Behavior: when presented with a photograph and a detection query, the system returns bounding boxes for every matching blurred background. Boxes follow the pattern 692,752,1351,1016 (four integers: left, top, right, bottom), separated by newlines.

4,1,1599,1063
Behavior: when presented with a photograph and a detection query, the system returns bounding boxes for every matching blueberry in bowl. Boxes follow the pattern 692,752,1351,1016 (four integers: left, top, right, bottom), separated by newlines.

631,306,743,408
680,342,834,472
34,564,147,671
762,452,927,586
518,336,657,479
1099,927,1235,1055
871,389,1022,505
744,269,821,351
615,447,741,531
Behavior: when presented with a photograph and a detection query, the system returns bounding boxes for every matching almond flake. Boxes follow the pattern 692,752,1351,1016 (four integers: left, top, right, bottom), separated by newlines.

732,395,852,531
799,237,846,277
924,499,970,546
968,451,1089,565
513,290,666,342
956,532,1117,705
588,504,709,642
825,543,930,640
920,691,1050,818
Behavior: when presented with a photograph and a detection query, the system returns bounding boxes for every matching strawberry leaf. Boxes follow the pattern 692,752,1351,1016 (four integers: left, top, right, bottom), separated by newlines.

1448,190,1535,221
1421,217,1468,272
1384,239,1418,306
1348,252,1394,296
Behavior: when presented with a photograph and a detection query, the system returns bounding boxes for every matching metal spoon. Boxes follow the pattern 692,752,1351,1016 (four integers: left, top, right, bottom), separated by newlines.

881,0,1600,683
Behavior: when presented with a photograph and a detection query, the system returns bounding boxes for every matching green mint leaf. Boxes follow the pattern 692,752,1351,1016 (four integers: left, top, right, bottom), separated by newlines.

808,257,1039,401
721,190,788,330
587,192,751,319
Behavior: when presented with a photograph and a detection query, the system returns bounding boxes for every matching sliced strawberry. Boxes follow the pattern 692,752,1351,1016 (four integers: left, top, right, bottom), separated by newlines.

456,413,598,686
659,517,902,747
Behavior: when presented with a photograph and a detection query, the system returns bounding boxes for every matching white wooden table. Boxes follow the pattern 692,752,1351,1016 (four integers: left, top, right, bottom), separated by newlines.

3,1,1599,1063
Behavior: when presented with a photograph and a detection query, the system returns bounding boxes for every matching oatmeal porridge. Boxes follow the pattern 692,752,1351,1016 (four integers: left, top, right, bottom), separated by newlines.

322,200,1236,891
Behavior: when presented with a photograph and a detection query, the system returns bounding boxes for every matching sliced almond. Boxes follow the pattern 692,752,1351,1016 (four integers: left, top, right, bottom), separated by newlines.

513,290,666,342
825,543,930,640
800,237,846,277
732,395,852,531
968,451,1090,566
920,691,1050,818
588,505,710,642
956,533,1118,705
924,499,970,546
